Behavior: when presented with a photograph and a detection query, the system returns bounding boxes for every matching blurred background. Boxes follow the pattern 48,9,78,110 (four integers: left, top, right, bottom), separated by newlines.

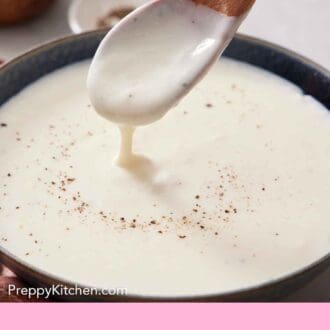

0,0,329,68
0,0,329,302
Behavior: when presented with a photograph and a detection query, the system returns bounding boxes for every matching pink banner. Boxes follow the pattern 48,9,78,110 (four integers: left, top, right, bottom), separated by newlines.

0,303,329,329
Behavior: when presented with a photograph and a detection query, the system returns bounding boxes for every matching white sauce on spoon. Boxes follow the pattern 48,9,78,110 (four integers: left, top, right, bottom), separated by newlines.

87,0,252,164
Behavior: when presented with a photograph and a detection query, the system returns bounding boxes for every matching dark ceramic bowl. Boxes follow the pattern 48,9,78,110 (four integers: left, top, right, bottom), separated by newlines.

0,31,329,302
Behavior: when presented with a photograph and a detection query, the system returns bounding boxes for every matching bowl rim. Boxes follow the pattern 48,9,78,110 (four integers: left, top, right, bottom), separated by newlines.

0,30,329,301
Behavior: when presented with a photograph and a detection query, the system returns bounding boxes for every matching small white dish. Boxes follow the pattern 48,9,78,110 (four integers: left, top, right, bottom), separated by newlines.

68,0,149,34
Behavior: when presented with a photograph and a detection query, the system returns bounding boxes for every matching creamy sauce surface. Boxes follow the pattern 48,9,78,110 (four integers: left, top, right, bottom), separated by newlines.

0,59,329,296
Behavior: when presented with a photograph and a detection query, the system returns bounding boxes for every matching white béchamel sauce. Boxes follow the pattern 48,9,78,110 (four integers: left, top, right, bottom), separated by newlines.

0,59,329,296
88,0,247,164
88,0,242,126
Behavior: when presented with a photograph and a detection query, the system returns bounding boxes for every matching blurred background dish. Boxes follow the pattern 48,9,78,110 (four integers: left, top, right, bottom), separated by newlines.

68,0,149,34
0,0,55,25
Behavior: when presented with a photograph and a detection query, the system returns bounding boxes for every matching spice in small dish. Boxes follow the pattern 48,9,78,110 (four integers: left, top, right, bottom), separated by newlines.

96,7,135,29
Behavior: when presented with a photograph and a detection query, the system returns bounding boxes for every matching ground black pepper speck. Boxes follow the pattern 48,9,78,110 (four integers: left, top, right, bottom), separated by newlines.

0,114,251,243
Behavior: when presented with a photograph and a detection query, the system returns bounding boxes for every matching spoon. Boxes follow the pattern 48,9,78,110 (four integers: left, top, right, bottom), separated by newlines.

87,0,255,127
87,0,255,166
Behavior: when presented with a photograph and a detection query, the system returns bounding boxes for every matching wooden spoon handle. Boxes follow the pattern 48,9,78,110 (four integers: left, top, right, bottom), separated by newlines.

191,0,256,16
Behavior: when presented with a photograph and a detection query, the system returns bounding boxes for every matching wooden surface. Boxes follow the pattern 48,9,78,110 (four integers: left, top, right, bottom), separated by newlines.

0,265,29,302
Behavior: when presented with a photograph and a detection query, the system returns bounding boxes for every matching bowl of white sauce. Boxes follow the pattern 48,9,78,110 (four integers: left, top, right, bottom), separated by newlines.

0,31,329,301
